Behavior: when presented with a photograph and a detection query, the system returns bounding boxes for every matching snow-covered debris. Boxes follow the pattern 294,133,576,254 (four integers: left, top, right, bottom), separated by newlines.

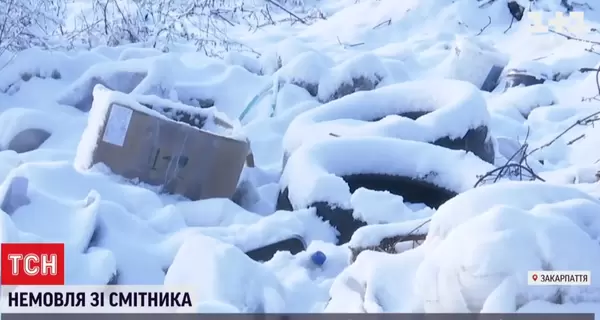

0,176,30,214
259,38,316,75
281,137,495,210
244,98,320,167
435,35,509,91
0,108,80,153
497,60,552,91
56,60,149,111
284,79,494,163
0,48,109,93
164,233,286,312
425,181,600,245
196,208,336,252
276,51,334,96
317,52,392,102
487,84,557,121
174,64,268,119
159,198,262,228
327,247,426,312
348,217,431,251
224,51,262,75
117,48,163,61
10,189,99,253
350,188,433,225
416,201,600,312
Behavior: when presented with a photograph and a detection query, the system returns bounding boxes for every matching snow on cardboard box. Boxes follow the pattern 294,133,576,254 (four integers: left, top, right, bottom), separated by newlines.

74,85,251,201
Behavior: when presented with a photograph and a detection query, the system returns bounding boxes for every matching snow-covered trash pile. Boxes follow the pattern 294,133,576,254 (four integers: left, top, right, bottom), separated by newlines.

283,79,496,167
278,137,495,243
435,35,509,92
75,85,250,201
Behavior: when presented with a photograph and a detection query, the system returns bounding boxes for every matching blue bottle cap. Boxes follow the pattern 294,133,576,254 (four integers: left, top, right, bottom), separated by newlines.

310,251,326,266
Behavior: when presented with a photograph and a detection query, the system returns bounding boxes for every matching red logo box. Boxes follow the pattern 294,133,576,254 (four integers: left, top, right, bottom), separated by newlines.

1,243,65,285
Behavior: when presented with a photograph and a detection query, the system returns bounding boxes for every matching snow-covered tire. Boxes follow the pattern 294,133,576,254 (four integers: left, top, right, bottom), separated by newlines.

277,137,495,244
496,60,550,91
282,79,495,168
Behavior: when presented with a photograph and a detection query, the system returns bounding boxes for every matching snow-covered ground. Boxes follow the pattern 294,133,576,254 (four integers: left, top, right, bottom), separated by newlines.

2,0,600,314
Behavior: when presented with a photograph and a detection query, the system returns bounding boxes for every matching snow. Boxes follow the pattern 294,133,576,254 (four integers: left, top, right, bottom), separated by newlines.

2,0,600,313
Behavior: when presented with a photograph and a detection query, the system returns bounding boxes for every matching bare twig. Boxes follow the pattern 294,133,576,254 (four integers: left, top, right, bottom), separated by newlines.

567,134,586,145
548,29,600,45
264,0,306,24
526,109,600,158
504,16,515,34
336,36,364,48
373,19,391,29
476,16,491,36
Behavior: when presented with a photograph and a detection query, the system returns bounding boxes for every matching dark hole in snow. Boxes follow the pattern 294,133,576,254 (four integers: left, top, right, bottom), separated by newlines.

7,128,51,153
507,1,525,21
244,235,306,262
139,103,207,130
277,174,456,244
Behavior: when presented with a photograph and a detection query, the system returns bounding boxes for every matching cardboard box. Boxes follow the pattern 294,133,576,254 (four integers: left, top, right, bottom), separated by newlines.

75,85,250,200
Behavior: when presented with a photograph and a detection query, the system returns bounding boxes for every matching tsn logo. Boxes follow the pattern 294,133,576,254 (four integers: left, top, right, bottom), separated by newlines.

1,243,65,285
528,11,588,34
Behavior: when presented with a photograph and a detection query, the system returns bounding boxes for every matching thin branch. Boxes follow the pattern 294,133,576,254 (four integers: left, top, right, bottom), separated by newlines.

476,16,491,36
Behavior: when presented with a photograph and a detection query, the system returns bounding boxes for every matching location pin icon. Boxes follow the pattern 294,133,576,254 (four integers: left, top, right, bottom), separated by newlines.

532,274,538,281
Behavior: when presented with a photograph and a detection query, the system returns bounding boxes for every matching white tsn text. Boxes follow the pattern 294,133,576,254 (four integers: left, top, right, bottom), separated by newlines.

0,286,196,313
7,253,58,276
528,271,591,286
528,11,587,34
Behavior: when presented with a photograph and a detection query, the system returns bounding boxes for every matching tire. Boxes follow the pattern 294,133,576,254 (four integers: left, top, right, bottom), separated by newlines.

282,79,495,169
277,137,495,244
497,60,550,91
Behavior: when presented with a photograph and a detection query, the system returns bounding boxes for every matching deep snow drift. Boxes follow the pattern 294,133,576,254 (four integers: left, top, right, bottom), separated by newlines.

2,0,600,314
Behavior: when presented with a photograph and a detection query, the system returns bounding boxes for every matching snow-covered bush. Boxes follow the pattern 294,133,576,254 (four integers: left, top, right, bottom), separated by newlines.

0,0,316,56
